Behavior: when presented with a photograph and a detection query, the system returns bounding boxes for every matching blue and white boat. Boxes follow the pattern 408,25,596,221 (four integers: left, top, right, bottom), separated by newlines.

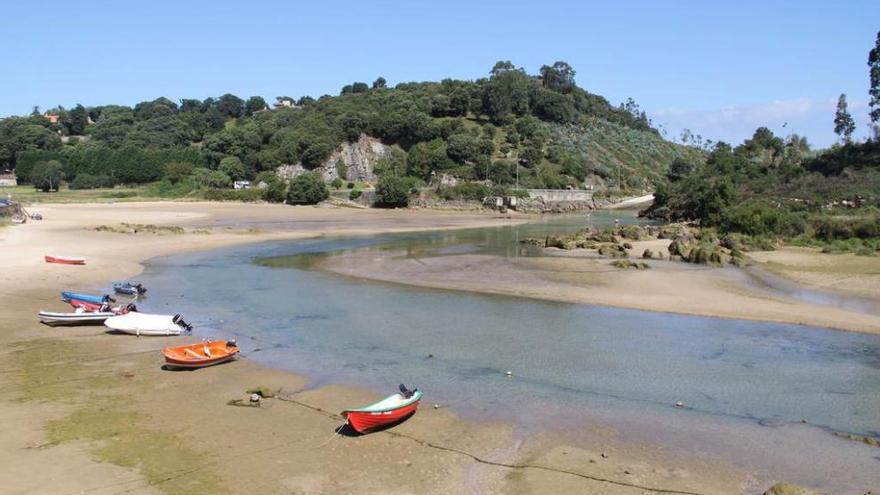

60,291,114,304
113,282,147,296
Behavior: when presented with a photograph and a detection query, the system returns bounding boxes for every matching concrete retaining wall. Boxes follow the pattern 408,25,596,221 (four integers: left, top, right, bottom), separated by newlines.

526,189,593,202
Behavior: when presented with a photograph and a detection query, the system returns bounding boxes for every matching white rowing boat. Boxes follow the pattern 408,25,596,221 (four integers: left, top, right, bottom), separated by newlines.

104,312,191,336
38,310,116,326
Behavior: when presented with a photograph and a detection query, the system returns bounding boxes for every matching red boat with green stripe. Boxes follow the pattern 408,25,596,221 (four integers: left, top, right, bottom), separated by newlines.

341,386,422,433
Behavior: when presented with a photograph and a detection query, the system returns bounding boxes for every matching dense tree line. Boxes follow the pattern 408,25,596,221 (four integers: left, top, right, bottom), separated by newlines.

644,128,880,249
0,60,673,196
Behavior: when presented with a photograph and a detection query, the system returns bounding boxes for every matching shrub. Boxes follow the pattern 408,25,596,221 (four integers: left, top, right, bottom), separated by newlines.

31,160,64,192
191,167,232,189
253,171,277,185
287,173,328,205
70,173,115,189
201,188,263,201
597,244,628,258
262,179,287,203
143,178,197,198
722,202,806,238
439,182,493,201
218,156,247,181
14,150,64,183
349,189,363,200
163,161,195,184
331,177,343,189
374,176,410,208
335,159,347,180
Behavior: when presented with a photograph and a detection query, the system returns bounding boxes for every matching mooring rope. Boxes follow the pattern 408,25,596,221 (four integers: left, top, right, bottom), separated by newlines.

269,394,707,495
313,421,346,449
54,390,708,495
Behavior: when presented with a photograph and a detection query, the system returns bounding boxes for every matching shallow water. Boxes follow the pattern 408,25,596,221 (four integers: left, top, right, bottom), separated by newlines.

132,213,880,491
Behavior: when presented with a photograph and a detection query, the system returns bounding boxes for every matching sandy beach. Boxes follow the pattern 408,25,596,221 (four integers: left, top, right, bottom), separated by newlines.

0,201,758,495
317,239,880,335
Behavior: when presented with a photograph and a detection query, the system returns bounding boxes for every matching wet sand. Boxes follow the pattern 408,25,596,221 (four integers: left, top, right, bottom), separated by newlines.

317,240,880,335
0,202,747,494
747,247,880,301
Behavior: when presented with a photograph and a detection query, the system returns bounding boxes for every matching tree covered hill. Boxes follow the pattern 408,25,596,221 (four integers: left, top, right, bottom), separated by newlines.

643,127,880,252
1,60,700,193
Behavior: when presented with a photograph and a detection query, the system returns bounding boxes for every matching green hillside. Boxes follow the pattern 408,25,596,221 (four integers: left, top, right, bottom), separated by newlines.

2,60,699,198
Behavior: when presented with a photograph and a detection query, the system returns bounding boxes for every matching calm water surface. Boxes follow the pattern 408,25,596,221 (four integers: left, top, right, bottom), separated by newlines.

132,212,880,491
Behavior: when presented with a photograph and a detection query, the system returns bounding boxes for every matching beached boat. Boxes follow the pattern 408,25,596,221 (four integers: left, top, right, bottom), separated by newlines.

113,282,147,295
45,255,85,265
67,300,137,314
38,309,117,326
61,291,115,305
341,385,422,433
162,340,239,369
104,312,191,336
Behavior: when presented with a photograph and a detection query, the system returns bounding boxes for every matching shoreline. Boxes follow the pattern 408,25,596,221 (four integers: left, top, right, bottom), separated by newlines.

315,245,880,336
0,202,754,494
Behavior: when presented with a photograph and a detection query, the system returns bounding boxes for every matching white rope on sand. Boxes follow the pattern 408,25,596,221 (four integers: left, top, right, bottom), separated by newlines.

313,420,346,449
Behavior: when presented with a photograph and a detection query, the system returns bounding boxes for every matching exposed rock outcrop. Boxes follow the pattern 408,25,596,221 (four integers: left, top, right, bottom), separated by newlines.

276,134,393,183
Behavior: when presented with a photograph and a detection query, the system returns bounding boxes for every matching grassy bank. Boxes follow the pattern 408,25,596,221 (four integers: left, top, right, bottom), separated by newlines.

3,184,150,204
4,182,267,205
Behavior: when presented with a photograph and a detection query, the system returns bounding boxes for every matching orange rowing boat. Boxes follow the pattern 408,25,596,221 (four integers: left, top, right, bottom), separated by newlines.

162,340,238,369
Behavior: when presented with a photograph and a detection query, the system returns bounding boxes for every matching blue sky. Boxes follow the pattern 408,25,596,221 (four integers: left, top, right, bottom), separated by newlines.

1,1,877,147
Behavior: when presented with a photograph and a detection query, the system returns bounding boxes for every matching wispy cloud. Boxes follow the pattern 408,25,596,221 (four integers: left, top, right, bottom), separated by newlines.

652,97,873,148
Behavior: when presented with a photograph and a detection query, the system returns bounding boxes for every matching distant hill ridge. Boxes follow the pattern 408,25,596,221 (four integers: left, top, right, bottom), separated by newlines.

2,60,702,192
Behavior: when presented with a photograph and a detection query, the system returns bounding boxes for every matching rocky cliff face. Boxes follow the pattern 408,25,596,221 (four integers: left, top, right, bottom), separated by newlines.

276,134,392,183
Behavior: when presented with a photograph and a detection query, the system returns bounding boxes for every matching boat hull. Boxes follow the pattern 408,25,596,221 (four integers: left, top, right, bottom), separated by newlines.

105,313,187,336
38,311,115,326
113,282,146,295
342,397,421,433
61,291,109,304
163,341,239,369
67,300,104,312
163,354,237,368
45,256,85,265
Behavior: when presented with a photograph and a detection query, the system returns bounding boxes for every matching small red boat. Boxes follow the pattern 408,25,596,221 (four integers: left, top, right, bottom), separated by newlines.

67,300,135,315
67,299,104,312
341,385,422,433
45,255,86,265
163,340,239,369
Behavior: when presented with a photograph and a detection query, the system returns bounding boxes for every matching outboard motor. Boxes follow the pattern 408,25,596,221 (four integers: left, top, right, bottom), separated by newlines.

399,384,416,398
172,314,193,331
135,283,147,294
226,339,237,348
103,294,117,303
124,302,138,313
